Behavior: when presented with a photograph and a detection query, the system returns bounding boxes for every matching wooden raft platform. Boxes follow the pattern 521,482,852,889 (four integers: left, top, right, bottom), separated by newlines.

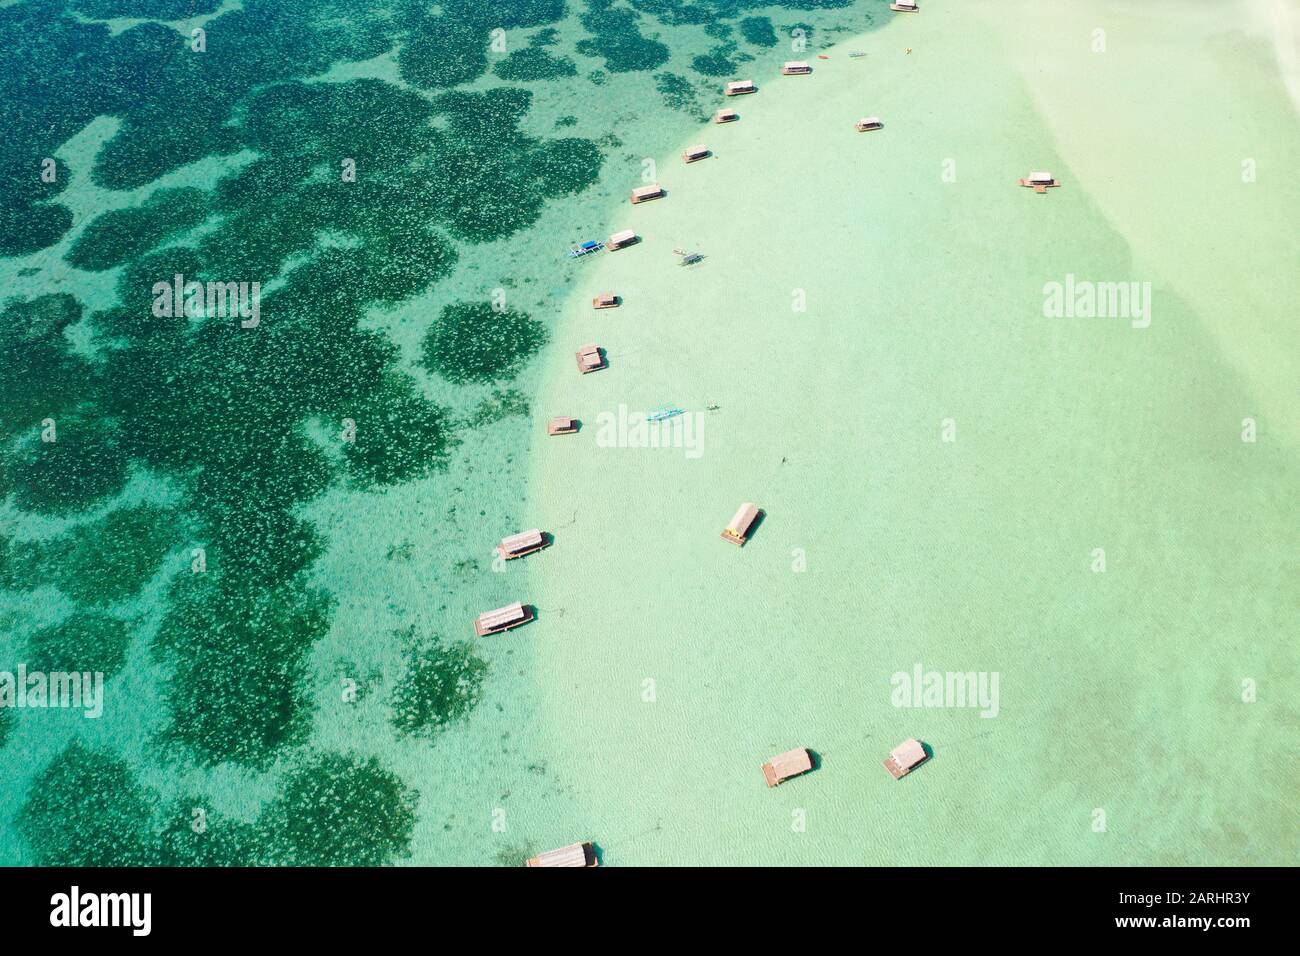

721,502,760,546
498,528,547,560
762,747,813,787
526,842,597,867
575,344,605,374
607,229,638,250
882,738,928,779
474,601,533,637
630,184,664,204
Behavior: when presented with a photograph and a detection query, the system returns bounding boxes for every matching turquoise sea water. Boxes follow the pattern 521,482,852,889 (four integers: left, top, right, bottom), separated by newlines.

0,0,1295,865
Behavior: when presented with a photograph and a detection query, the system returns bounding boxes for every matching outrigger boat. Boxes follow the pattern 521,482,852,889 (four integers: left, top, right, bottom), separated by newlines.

1018,171,1062,194
568,239,604,258
646,405,684,422
673,247,704,266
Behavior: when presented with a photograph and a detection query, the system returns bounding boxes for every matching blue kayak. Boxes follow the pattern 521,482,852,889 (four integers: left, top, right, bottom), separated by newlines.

647,405,685,422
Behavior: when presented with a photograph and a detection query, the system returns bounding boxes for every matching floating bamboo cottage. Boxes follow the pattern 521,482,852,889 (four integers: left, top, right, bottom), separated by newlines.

890,0,919,11
782,61,812,75
855,117,883,132
721,501,760,546
1018,171,1061,193
497,529,547,560
630,183,664,204
592,291,619,309
882,738,928,779
682,144,711,163
525,842,597,868
714,108,739,124
474,601,533,637
607,228,638,250
725,79,757,96
575,343,605,374
762,747,813,787
547,416,578,436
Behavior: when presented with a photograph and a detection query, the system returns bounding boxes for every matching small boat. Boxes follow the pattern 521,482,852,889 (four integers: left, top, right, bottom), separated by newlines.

817,54,830,60
525,842,597,868
547,416,578,436
568,239,604,258
855,117,883,132
682,144,711,163
1018,171,1062,193
890,0,919,11
849,51,867,58
646,405,684,422
781,61,812,75
725,79,757,96
714,108,739,124
592,291,619,309
673,247,704,266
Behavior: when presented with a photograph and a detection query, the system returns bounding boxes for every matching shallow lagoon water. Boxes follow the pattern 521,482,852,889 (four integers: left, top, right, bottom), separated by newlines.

0,0,1295,865
523,0,1298,864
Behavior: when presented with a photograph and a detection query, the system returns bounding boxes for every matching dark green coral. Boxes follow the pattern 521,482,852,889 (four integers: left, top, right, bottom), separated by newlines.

27,612,133,678
258,751,419,866
577,3,670,73
390,628,489,739
422,303,549,385
19,743,418,866
67,187,210,272
739,15,778,46
495,47,578,81
18,742,159,866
